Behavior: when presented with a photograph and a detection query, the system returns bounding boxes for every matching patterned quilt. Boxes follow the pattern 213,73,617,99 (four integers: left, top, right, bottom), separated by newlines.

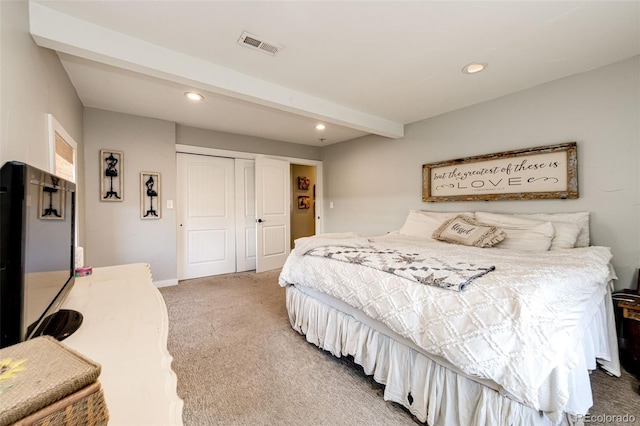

279,232,615,422
306,244,494,291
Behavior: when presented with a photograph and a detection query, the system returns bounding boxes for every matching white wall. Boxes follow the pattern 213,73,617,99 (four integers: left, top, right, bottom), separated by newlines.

322,56,640,291
83,108,177,285
0,0,85,244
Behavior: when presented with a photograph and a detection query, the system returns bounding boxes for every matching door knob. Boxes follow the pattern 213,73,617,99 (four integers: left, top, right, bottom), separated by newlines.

257,218,265,223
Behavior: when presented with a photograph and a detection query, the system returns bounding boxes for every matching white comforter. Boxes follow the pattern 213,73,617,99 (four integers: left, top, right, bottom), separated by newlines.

279,232,615,421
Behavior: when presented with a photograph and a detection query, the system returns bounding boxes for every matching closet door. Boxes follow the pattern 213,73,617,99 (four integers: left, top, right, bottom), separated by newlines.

235,159,256,272
177,154,236,280
255,156,290,272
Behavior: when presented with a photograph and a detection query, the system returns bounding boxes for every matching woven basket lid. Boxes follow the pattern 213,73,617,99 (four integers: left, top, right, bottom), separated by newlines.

0,336,101,426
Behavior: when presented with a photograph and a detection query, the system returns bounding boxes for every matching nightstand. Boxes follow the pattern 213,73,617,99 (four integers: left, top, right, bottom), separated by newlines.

618,298,640,376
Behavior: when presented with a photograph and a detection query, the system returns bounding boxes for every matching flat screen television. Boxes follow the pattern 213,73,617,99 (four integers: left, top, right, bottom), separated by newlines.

0,161,81,349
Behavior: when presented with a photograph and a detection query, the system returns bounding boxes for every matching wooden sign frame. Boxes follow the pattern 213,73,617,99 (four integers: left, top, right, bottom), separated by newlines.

422,142,578,202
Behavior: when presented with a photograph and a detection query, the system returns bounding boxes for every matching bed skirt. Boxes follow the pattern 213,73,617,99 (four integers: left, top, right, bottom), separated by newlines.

285,284,596,426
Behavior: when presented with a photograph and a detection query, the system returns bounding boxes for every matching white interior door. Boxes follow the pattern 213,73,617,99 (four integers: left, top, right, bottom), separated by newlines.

235,159,256,272
177,154,236,280
255,157,290,272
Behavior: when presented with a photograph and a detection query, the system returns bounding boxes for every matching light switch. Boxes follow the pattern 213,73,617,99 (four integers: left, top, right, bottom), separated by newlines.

329,202,334,209
167,200,174,209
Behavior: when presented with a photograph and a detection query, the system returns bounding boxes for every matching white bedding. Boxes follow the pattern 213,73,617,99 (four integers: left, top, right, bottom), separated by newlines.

286,285,616,425
279,232,620,422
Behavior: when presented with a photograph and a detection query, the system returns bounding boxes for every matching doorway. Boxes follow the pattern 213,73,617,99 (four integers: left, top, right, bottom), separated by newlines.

290,164,316,248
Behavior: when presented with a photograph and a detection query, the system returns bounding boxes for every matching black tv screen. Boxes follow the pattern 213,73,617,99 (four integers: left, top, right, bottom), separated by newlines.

0,161,81,348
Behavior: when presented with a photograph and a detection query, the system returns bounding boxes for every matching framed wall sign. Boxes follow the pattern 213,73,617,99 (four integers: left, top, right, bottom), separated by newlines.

141,172,161,219
100,150,124,201
422,142,578,202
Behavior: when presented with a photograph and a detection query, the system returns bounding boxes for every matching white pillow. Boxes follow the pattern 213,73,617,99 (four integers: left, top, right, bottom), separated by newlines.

474,212,555,252
398,210,473,239
513,212,590,247
545,221,581,250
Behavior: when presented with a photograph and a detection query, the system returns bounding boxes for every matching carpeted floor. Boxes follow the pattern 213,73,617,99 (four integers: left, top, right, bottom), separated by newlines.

160,270,640,425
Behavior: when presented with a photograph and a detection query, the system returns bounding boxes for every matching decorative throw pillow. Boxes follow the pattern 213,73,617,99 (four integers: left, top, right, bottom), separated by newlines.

474,212,555,252
398,209,473,239
432,215,506,248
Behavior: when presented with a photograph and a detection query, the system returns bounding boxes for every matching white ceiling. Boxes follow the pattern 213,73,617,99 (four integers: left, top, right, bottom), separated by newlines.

30,1,639,146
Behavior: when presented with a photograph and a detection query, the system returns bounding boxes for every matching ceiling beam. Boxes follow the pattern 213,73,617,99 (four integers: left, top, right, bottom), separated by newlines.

29,2,404,139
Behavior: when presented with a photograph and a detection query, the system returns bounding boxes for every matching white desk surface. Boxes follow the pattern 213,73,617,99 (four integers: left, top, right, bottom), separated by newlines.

62,263,183,426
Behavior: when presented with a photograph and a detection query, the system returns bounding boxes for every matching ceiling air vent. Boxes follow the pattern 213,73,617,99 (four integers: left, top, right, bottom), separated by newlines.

238,32,283,56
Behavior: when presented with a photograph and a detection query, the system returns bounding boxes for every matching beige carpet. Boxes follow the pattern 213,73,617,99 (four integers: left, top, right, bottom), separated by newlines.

160,270,640,425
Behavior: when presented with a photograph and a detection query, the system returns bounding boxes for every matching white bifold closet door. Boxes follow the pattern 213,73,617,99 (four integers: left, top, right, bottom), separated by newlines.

177,154,237,280
178,154,290,280
234,159,257,273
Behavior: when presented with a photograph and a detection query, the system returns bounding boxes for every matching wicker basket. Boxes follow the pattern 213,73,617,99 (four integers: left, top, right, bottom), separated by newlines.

0,336,108,426
12,382,108,426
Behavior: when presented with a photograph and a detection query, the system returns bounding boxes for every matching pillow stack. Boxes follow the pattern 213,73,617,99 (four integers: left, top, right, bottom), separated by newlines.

396,209,590,252
398,210,473,239
513,212,589,248
474,212,555,251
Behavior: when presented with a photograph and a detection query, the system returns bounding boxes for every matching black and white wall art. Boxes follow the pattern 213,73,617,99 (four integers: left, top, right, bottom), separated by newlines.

140,172,161,219
100,149,124,201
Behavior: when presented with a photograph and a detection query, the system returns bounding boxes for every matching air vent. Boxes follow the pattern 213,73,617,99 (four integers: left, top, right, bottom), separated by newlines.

238,32,283,56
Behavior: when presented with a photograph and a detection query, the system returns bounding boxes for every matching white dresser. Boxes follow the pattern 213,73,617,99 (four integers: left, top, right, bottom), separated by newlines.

61,263,183,426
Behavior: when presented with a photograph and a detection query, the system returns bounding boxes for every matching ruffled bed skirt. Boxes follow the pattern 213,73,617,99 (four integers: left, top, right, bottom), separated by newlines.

286,285,590,426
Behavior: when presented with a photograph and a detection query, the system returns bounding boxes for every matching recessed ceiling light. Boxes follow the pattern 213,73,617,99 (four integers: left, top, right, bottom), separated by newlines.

462,63,487,74
185,92,204,101
315,124,326,130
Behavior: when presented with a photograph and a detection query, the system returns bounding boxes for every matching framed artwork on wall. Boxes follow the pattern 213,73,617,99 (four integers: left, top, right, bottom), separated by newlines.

38,174,65,220
422,142,578,202
100,150,124,201
141,172,161,219
298,196,310,209
298,176,310,190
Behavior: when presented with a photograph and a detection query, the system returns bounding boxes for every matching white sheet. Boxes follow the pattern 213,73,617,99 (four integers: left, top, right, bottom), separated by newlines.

279,232,620,423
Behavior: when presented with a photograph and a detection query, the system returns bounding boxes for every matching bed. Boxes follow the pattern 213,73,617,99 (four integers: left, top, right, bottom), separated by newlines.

278,210,621,426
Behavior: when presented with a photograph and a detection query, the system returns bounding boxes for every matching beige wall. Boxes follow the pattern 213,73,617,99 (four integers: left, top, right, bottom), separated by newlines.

0,0,85,245
322,56,640,291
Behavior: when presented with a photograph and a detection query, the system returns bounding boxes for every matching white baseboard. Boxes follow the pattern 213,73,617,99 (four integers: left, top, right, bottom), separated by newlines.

154,278,179,288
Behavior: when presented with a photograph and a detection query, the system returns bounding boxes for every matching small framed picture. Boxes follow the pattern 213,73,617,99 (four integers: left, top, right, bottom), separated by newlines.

141,172,161,219
298,196,310,209
100,150,124,201
38,174,65,220
297,176,310,190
